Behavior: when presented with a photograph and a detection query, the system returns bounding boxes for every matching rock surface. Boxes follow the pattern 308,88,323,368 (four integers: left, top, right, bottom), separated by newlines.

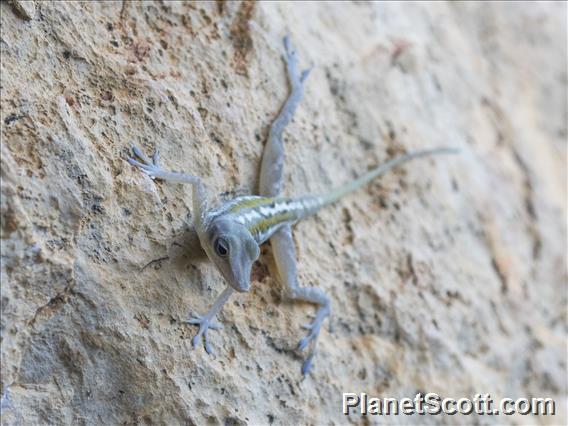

1,1,566,424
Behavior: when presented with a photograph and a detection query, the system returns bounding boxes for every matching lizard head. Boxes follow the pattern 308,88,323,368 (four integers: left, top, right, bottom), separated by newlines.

205,218,260,292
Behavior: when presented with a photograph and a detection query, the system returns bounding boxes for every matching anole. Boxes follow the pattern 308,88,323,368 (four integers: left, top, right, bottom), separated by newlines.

128,36,457,375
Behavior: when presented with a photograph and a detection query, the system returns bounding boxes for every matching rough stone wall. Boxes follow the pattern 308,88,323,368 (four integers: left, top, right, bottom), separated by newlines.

1,1,566,425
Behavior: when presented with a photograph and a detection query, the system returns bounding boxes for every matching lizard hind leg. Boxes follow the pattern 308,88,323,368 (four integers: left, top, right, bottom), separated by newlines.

272,226,331,375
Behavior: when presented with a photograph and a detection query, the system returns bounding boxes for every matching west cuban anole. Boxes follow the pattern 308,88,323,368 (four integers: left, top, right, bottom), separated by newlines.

128,36,457,375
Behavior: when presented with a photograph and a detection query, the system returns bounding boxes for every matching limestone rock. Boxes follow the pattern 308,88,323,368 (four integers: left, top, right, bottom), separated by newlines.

1,1,566,424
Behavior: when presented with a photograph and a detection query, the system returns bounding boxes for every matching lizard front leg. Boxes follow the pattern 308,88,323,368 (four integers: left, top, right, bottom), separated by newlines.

128,146,232,354
127,145,209,228
272,226,331,375
185,286,234,354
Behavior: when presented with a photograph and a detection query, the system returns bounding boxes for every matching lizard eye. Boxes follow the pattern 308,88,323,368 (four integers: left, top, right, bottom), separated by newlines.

214,237,230,257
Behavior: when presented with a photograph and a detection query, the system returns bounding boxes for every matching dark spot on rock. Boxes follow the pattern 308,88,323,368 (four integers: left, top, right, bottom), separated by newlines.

101,91,113,101
63,50,71,59
110,40,119,48
197,107,208,120
199,8,212,26
451,178,459,191
432,74,442,92
359,137,374,150
132,41,150,62
230,1,256,76
201,80,209,96
91,204,104,214
216,0,225,15
2,205,19,235
4,114,21,125
389,128,396,140
210,133,223,145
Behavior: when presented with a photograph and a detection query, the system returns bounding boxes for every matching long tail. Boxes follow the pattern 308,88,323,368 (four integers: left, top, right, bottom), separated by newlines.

316,147,458,208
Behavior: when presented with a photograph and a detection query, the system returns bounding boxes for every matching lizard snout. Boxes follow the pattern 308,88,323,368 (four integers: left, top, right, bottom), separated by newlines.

233,279,251,293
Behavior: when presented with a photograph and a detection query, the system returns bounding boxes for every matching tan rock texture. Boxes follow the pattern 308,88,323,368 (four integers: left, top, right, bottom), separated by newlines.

1,1,566,424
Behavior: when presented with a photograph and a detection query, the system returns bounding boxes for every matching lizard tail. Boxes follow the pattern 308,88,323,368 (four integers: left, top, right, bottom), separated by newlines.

315,147,459,208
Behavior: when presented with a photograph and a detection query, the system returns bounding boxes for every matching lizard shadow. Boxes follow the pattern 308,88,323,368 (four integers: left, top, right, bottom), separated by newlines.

140,224,207,275
167,224,207,269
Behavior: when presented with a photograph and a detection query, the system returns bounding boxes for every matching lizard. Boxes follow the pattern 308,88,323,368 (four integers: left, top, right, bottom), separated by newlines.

127,35,458,375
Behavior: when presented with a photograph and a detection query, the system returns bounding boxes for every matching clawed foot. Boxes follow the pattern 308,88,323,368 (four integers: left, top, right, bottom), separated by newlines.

184,315,223,355
283,34,311,88
299,317,323,351
127,145,162,179
297,308,329,375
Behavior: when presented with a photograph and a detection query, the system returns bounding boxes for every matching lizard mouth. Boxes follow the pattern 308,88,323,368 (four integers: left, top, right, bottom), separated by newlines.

234,280,251,293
